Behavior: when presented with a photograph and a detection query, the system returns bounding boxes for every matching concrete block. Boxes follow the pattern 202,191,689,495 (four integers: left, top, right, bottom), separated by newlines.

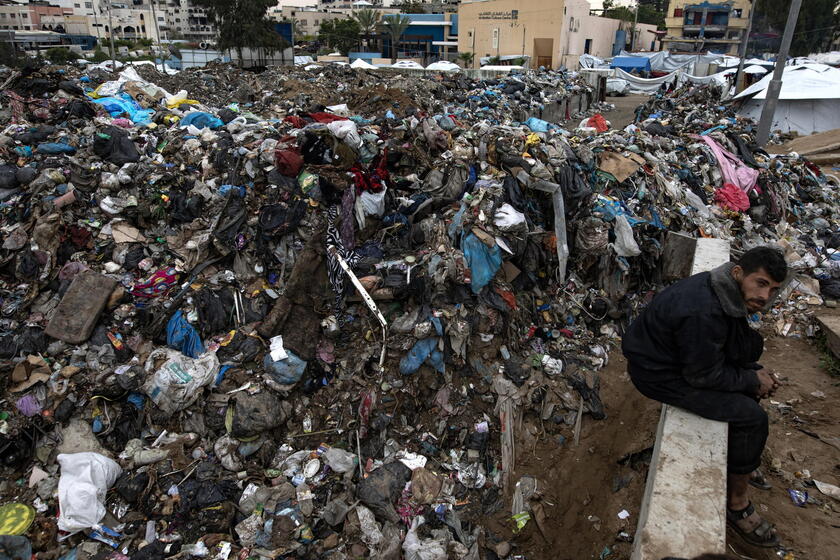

661,231,696,281
691,237,730,275
632,237,730,559
631,406,727,559
816,314,840,358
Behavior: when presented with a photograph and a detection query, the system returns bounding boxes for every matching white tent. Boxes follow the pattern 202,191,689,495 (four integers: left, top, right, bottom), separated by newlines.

744,65,769,74
350,58,377,69
426,61,461,72
735,63,840,135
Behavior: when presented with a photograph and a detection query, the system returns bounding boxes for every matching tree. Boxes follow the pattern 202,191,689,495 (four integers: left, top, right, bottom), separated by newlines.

392,1,426,14
194,0,283,66
602,0,665,29
754,0,840,56
318,19,361,56
457,51,475,68
45,47,75,65
380,15,412,63
352,8,381,50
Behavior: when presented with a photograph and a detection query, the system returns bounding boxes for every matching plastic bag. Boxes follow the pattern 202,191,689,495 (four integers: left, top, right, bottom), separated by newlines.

524,117,557,133
493,203,526,231
166,310,205,358
164,90,199,109
461,232,502,294
142,348,219,414
403,516,448,560
327,120,362,150
355,188,387,229
57,453,122,532
612,214,641,257
263,349,307,388
180,112,224,130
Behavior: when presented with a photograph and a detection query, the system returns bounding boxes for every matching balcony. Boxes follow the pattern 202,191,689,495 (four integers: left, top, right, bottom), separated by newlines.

683,24,727,33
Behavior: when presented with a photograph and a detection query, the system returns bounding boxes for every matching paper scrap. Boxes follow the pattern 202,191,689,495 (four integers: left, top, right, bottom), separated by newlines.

269,336,288,361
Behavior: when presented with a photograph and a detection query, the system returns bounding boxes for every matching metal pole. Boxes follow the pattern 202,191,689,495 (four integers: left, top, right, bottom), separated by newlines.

756,0,801,146
631,1,638,51
106,0,117,71
149,0,163,72
734,0,757,93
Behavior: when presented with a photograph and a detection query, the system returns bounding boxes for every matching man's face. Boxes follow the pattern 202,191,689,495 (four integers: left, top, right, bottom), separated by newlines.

733,266,783,313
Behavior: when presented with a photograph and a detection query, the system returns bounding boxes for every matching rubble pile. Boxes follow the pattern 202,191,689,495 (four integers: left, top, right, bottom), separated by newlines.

0,61,837,560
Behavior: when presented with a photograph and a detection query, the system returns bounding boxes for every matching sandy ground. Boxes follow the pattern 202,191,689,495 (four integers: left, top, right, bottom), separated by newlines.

604,94,650,130
486,329,840,560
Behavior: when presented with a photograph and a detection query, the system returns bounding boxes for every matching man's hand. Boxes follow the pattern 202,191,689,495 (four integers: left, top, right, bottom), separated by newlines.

755,368,780,399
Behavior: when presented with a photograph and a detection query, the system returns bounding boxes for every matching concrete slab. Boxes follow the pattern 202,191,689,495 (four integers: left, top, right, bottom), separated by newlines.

631,406,728,559
632,236,730,560
816,314,840,358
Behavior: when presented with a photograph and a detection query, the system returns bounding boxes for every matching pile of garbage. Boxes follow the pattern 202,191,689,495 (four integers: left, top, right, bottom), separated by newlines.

0,60,838,560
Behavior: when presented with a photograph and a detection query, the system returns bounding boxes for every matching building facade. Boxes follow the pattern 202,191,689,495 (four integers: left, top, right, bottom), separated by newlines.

381,12,458,63
662,0,750,54
458,0,658,69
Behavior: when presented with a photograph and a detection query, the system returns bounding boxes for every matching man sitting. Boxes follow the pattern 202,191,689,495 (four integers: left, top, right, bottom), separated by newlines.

622,246,787,548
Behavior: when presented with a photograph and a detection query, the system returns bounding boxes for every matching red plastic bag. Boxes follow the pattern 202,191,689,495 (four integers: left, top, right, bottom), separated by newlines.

587,113,609,133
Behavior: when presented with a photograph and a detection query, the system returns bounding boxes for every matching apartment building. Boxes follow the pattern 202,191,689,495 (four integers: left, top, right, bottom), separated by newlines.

661,0,750,54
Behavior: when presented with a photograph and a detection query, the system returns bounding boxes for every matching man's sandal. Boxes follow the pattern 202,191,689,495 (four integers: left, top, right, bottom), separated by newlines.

750,468,772,490
726,502,780,548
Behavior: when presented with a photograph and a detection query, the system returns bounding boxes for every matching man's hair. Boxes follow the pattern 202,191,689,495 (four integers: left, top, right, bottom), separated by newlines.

737,246,787,282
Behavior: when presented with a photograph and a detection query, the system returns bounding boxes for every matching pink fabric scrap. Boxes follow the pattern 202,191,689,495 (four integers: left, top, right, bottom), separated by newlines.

714,182,751,212
699,135,760,194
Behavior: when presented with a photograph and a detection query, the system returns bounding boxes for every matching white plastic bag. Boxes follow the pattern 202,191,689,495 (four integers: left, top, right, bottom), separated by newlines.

493,203,526,230
57,453,122,532
612,214,641,257
143,348,219,414
327,120,362,150
355,187,387,229
403,516,448,560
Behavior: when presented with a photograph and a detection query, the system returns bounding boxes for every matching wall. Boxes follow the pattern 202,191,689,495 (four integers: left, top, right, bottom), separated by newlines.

458,0,658,70
458,0,566,69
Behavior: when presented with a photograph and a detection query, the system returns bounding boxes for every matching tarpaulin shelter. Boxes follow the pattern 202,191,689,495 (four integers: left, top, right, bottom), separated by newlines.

610,56,651,73
735,63,840,135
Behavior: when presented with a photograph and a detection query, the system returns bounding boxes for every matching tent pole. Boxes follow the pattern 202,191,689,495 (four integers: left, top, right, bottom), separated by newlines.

756,0,801,146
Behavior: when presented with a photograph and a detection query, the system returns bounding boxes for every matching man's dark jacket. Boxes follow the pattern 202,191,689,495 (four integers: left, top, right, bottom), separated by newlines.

622,263,762,394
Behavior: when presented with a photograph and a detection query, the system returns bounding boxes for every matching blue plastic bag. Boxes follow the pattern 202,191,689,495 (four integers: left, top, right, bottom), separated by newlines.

461,233,502,294
37,142,76,155
524,117,558,133
180,111,224,130
399,317,445,375
263,350,307,386
90,95,154,125
166,310,205,358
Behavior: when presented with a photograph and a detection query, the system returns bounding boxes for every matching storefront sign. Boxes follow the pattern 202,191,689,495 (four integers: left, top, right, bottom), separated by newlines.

478,10,518,20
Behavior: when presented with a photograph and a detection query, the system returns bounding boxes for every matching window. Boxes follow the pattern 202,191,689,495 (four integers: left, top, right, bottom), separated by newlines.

74,3,81,7
492,28,499,49
85,2,92,7
10,14,15,19
24,25,29,30
0,14,6,19
21,13,27,18
674,8,683,17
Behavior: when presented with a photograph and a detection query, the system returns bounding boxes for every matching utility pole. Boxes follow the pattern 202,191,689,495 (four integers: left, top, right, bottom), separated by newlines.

106,0,117,72
734,0,757,93
149,0,163,72
631,1,639,51
756,0,801,146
